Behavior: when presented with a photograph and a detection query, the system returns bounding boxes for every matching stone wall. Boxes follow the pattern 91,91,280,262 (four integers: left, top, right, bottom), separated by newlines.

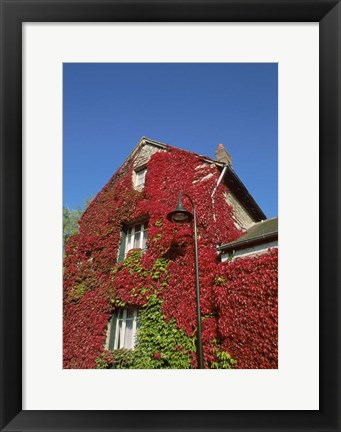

224,191,255,230
133,143,164,169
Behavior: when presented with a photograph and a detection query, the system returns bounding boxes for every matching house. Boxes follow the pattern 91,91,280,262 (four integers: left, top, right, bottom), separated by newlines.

63,137,278,369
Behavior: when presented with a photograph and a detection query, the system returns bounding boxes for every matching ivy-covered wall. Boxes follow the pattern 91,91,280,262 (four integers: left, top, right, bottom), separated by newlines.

63,145,278,369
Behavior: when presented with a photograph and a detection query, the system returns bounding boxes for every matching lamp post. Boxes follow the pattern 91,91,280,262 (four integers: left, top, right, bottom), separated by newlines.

167,192,204,369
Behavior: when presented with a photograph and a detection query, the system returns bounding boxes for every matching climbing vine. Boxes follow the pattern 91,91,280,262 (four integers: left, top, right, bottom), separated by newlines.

214,249,278,369
63,144,278,369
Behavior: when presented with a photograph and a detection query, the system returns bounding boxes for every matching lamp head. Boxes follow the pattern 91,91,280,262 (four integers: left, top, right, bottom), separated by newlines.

167,202,193,223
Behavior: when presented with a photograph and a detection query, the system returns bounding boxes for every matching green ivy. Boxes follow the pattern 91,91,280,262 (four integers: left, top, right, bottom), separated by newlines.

152,233,162,242
214,276,226,285
110,298,126,307
111,349,135,369
132,294,195,369
95,357,109,369
154,218,163,227
210,340,237,369
122,250,147,276
107,253,196,368
151,257,169,280
66,283,87,303
96,295,195,369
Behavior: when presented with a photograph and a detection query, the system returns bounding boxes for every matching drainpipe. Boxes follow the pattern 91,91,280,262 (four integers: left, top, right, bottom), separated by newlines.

211,165,228,221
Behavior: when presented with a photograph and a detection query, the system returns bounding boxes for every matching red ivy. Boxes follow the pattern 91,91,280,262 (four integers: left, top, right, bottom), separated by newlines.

214,249,278,368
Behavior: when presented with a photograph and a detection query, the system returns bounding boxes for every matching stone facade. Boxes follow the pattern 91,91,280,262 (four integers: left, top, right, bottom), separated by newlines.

133,142,164,169
224,191,255,230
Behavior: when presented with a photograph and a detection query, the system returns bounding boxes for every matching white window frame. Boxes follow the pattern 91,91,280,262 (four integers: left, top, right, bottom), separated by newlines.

125,222,148,257
134,168,147,189
105,307,139,350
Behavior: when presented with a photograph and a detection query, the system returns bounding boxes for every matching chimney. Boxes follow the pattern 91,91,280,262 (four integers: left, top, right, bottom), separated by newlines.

215,143,232,166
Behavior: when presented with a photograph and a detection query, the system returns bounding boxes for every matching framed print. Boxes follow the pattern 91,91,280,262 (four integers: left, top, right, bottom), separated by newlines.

1,1,340,431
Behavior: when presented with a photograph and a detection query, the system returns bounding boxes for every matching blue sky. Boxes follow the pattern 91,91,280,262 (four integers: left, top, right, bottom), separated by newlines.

63,63,277,218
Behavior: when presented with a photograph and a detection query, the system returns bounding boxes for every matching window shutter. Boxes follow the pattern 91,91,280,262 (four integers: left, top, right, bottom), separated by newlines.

117,226,127,262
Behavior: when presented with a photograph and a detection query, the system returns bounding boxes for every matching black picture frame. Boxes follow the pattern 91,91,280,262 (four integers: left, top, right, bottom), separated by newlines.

1,1,340,431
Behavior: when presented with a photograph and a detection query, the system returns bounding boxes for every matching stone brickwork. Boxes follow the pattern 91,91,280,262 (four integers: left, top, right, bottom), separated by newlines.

224,191,255,230
133,143,163,169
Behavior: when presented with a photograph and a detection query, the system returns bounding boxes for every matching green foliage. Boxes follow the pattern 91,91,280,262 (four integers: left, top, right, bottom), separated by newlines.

214,276,226,285
95,357,109,369
111,349,135,369
63,197,93,246
110,298,126,307
63,207,82,245
96,349,135,369
151,257,169,280
121,252,169,291
75,283,87,296
111,254,195,368
152,218,163,242
131,295,195,369
154,218,163,227
210,340,237,369
66,283,87,303
95,349,135,369
122,250,147,276
95,294,195,369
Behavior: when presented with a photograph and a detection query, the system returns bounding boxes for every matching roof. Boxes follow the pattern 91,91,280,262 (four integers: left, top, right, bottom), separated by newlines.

217,217,278,253
120,137,267,221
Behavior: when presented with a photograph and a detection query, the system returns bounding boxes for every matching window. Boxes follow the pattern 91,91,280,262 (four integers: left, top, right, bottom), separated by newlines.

134,168,147,188
125,222,148,256
117,221,148,262
106,307,139,350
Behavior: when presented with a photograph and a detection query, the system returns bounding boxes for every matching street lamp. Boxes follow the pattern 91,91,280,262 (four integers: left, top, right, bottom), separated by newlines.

167,192,204,369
